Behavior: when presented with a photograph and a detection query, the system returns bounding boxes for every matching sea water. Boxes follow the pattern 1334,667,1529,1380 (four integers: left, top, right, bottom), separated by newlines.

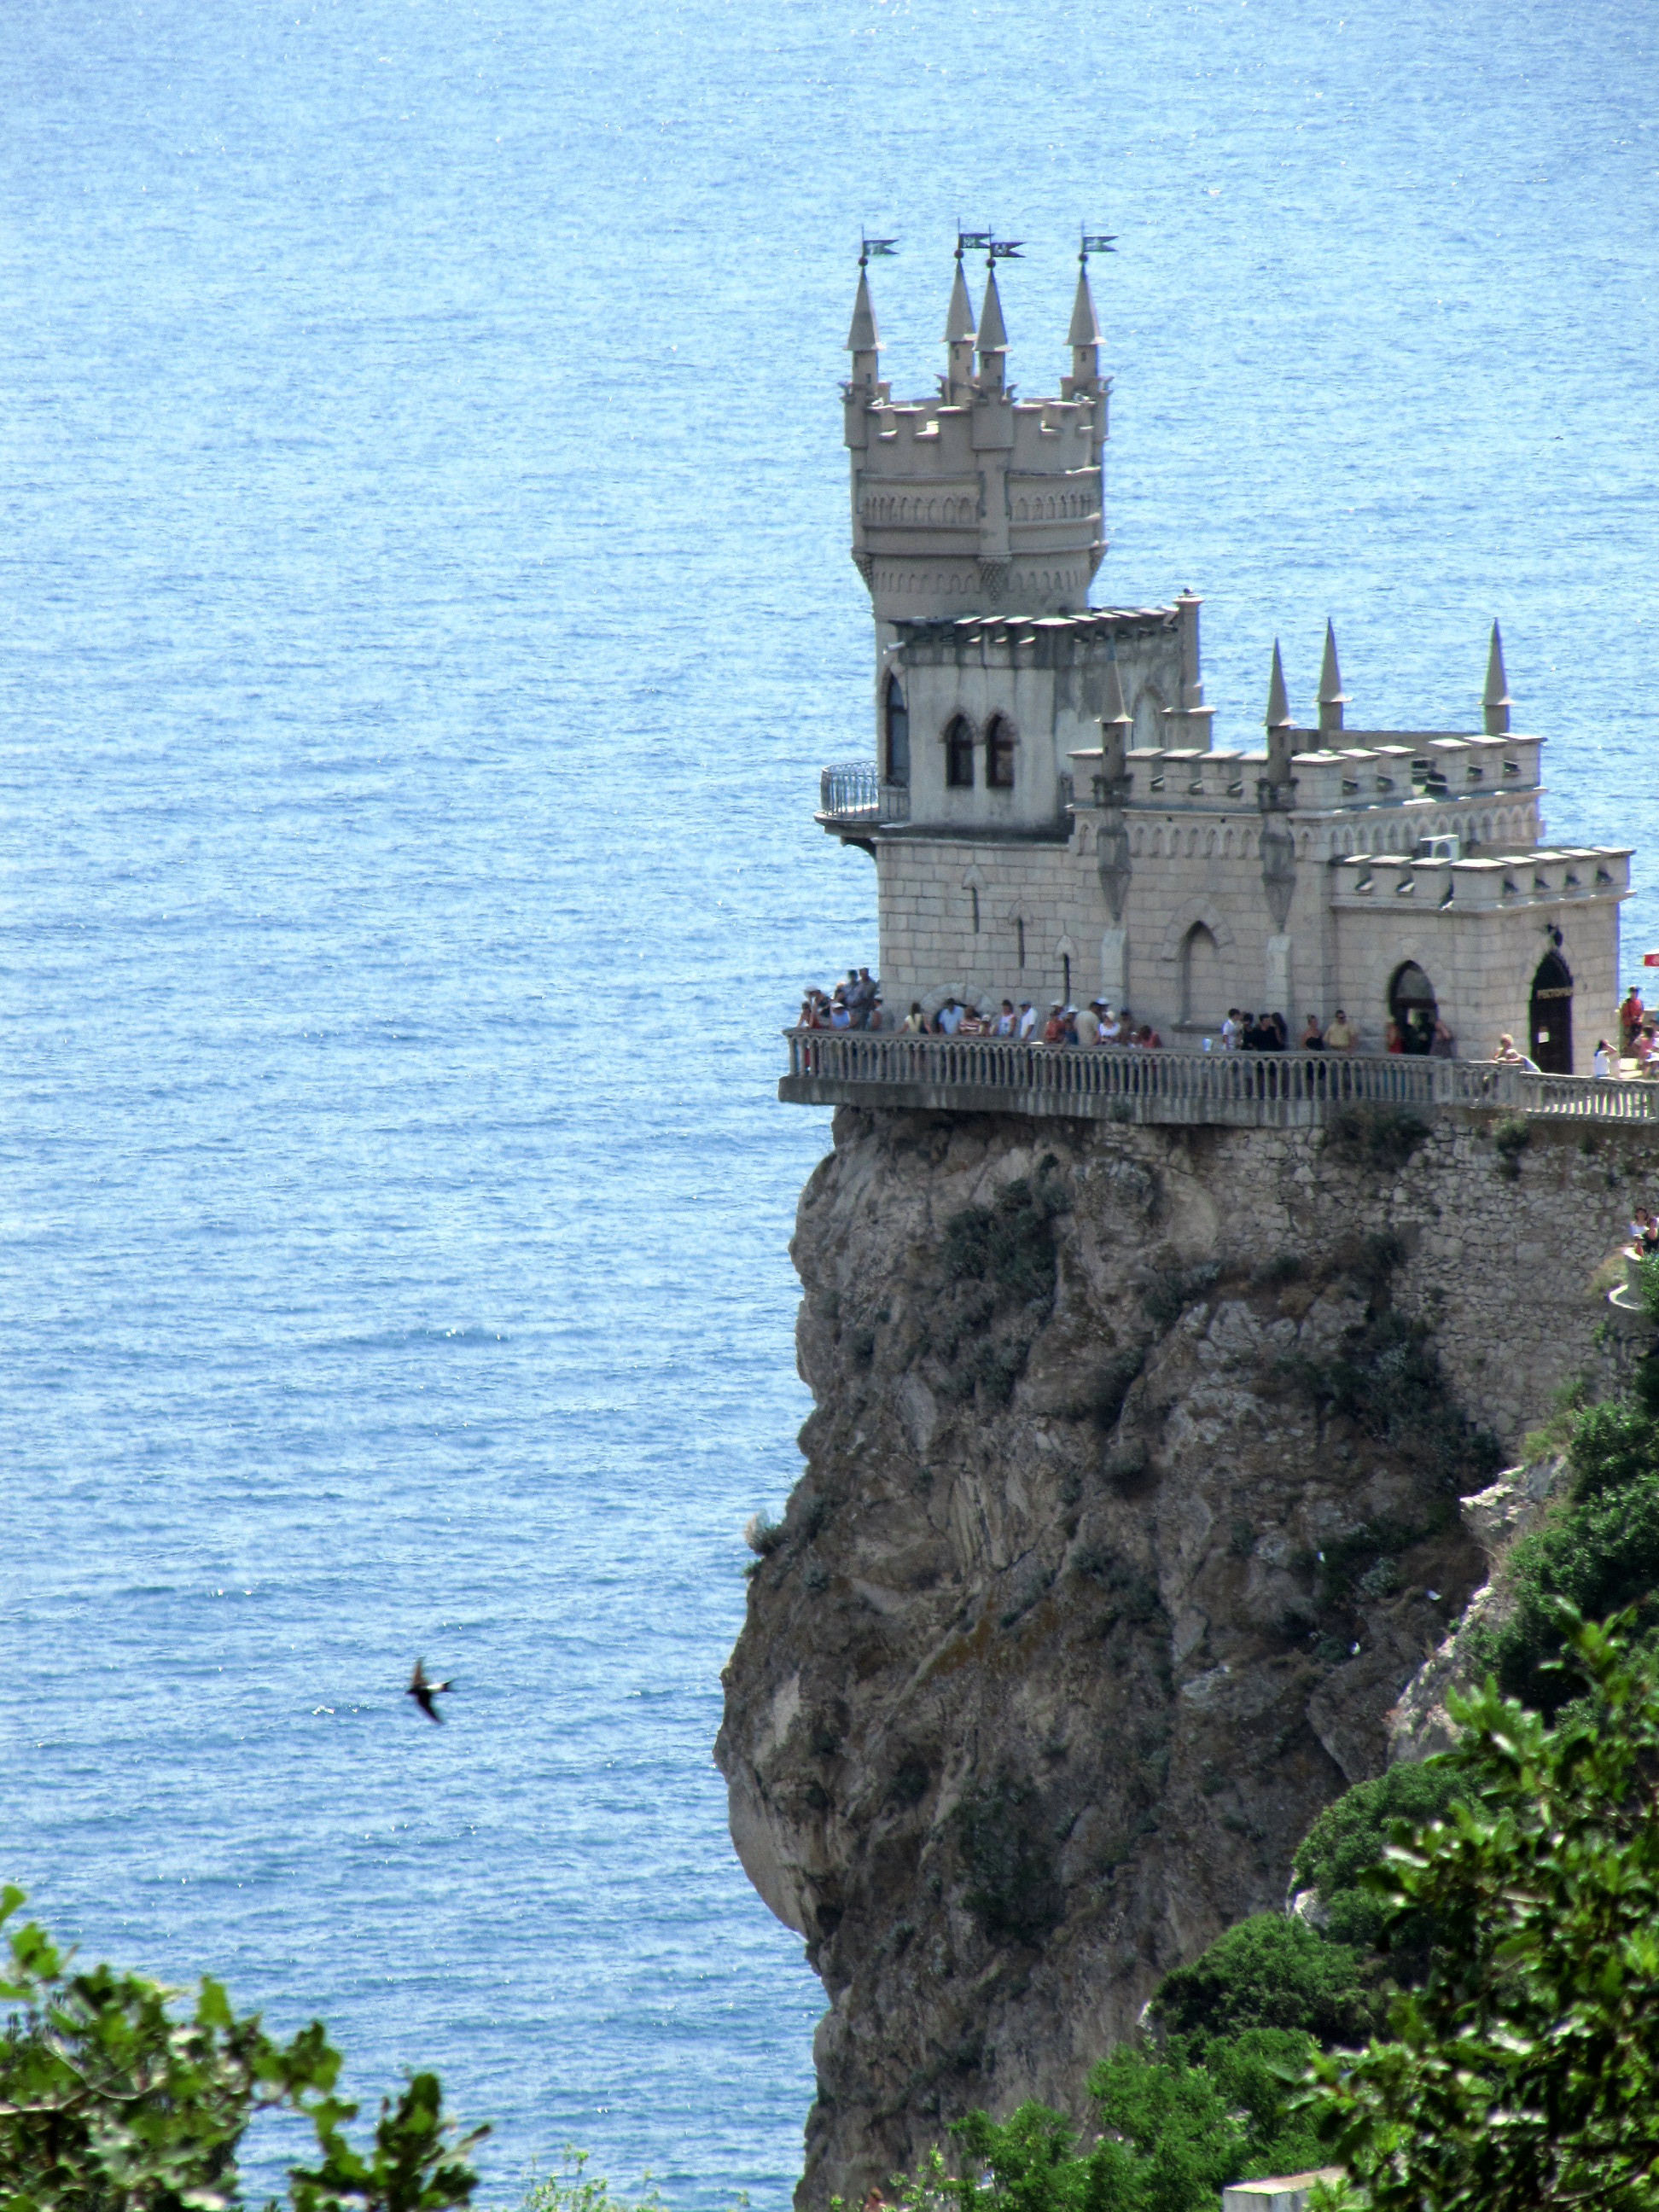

3,0,1656,2203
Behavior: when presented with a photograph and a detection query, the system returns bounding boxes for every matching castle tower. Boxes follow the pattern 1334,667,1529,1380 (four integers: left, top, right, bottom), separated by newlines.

844,248,1109,643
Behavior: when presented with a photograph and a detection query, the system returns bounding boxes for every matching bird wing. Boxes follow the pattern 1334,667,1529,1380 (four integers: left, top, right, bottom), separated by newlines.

413,1685,443,1722
410,1657,428,1691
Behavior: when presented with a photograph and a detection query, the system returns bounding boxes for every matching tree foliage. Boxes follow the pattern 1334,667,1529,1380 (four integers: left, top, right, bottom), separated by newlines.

1309,1608,1659,2212
0,1886,485,2212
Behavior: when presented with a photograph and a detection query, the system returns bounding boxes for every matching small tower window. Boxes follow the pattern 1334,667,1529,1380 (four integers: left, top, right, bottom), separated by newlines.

885,675,910,787
945,716,975,789
986,714,1016,789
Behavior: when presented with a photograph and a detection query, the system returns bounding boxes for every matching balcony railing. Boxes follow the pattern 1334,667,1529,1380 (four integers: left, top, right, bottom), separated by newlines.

780,1033,1659,1130
818,761,911,827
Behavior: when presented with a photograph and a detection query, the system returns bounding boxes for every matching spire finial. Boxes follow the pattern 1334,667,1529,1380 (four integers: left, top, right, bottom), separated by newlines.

977,265,1009,385
1483,619,1512,736
1265,639,1292,731
1317,619,1348,735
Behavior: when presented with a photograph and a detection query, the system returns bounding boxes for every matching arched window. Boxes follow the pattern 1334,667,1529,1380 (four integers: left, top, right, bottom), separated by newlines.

945,715,975,789
1180,923,1222,1028
884,675,910,786
1389,961,1439,1056
986,714,1016,789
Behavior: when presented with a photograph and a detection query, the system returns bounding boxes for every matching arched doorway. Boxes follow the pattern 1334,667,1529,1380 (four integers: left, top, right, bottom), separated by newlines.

1180,922,1222,1027
1529,949,1574,1074
1389,961,1438,1056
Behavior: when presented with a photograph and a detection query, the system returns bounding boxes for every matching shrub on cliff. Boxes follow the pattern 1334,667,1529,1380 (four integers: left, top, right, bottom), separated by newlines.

1308,1609,1659,2212
1290,1760,1464,1958
941,1168,1069,1308
1323,1105,1429,1172
853,2033,1321,2212
952,1773,1063,1945
0,1884,483,2211
1150,1913,1375,2046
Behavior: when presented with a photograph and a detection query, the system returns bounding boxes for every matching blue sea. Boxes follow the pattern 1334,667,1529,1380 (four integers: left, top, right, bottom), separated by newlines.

3,0,1656,2203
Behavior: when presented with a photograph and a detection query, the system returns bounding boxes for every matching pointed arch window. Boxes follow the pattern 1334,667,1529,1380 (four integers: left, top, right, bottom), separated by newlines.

884,675,910,787
986,714,1016,789
945,715,975,789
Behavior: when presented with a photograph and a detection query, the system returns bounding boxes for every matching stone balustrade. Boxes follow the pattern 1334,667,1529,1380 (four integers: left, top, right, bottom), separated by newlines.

780,1033,1659,1130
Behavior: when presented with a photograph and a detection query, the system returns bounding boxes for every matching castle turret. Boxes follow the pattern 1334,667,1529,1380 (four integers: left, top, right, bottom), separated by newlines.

843,240,1109,637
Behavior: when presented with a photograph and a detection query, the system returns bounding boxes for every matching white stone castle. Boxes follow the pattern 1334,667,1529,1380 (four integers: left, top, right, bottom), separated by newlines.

820,242,1631,1074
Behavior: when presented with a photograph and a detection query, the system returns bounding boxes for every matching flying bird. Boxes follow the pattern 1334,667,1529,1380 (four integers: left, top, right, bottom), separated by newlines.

406,1657,453,1724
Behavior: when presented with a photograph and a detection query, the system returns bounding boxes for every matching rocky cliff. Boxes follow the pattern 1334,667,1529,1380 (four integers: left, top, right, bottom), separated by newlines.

716,1103,1650,2207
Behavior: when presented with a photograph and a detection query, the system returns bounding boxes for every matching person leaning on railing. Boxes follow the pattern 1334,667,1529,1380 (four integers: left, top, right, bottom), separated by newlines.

1492,1033,1540,1071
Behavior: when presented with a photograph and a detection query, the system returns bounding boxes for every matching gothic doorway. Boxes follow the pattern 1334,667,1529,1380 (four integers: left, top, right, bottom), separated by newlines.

1529,949,1574,1074
1388,961,1438,1056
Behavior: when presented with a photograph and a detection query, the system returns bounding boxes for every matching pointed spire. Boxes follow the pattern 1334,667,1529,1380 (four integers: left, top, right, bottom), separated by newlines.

977,270,1009,391
1483,619,1512,736
1068,266,1101,348
946,259,976,343
845,270,879,357
1265,640,1292,730
1317,620,1348,735
943,254,977,403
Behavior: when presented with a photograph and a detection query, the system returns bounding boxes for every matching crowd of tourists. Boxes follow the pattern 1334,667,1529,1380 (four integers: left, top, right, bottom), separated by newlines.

792,970,1658,1076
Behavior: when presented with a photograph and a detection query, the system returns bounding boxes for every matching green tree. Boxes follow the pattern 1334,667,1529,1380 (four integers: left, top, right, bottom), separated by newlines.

0,1886,485,2211
1309,1608,1659,2212
1149,1915,1373,2046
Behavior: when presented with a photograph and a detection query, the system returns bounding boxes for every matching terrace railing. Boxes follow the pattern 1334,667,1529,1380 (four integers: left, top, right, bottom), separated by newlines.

818,761,911,827
780,1033,1659,1130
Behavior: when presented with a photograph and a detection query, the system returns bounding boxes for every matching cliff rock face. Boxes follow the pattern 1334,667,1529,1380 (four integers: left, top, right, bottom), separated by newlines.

716,1105,1645,2207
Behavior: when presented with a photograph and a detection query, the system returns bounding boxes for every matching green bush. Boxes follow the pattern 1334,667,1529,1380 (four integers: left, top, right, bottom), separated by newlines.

1638,1252,1659,1327
1292,1761,1464,1955
1143,1264,1220,1330
1307,1611,1659,2212
1149,1912,1375,2046
1481,1467,1659,1714
1324,1104,1430,1171
1567,1398,1659,1501
942,1171,1069,1306
0,1888,483,2212
953,1774,1062,1945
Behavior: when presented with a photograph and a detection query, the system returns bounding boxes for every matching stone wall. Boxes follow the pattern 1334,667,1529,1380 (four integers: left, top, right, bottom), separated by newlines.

717,1104,1657,2207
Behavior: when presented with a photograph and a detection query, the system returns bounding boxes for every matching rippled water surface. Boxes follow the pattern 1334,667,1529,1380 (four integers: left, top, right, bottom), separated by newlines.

4,0,1657,2203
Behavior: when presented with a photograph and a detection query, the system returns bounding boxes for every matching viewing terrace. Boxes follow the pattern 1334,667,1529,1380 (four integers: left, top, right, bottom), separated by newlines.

780,1033,1659,1131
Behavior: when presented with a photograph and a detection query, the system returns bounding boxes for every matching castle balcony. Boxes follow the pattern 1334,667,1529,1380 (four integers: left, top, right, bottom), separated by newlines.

818,760,911,831
779,1033,1659,1132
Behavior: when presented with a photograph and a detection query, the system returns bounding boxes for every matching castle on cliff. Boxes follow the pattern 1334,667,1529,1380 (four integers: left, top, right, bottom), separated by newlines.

818,242,1631,1074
